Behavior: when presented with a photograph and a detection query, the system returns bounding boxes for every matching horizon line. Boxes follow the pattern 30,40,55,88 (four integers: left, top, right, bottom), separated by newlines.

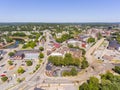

0,22,120,23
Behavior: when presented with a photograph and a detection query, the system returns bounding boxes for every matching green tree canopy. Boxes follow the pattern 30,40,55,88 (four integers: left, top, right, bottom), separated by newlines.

26,60,33,66
87,37,95,43
8,52,15,57
17,67,25,74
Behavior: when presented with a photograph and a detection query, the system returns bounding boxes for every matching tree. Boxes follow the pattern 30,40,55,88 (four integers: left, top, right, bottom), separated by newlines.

80,48,86,55
79,77,99,90
12,32,26,37
112,66,120,74
81,58,89,69
98,32,102,40
17,77,25,83
87,77,99,90
48,53,80,67
56,34,72,43
17,67,25,74
67,44,74,48
5,37,13,43
39,47,44,51
1,76,8,82
26,60,33,66
79,83,89,90
8,60,13,65
70,67,78,76
8,52,15,57
22,41,36,49
39,53,44,58
87,37,95,43
79,71,120,90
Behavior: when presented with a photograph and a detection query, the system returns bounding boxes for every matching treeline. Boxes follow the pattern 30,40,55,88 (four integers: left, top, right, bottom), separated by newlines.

28,32,43,40
48,53,80,66
112,66,120,74
48,53,89,69
79,71,120,90
56,34,73,43
13,32,26,37
22,41,36,49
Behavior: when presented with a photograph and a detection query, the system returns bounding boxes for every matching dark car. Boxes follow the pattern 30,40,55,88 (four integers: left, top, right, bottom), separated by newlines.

0,64,5,67
21,64,25,66
0,57,3,61
3,71,7,73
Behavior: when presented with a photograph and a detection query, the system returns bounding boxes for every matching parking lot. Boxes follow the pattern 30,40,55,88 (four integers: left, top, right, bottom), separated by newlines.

94,40,120,62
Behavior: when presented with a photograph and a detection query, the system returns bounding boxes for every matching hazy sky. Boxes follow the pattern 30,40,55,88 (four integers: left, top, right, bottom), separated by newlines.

0,0,120,22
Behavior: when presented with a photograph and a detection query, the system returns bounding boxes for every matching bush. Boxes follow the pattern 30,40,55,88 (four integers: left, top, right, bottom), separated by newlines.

62,71,71,76
33,64,40,73
26,60,33,66
62,68,78,76
35,64,40,70
39,59,43,64
1,76,8,82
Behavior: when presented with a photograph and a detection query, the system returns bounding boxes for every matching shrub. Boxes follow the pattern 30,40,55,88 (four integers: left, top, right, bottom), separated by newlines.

1,76,8,82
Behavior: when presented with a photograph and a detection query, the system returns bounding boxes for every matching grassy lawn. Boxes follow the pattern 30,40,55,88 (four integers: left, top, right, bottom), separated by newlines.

111,60,120,63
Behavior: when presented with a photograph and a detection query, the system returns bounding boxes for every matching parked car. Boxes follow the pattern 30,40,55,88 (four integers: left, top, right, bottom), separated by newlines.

3,71,7,73
0,74,6,77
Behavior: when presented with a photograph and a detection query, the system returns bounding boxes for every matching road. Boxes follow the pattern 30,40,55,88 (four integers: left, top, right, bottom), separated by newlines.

10,30,50,90
85,38,105,64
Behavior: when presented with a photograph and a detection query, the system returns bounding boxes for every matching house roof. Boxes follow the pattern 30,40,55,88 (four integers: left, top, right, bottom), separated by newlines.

109,40,120,49
53,43,60,48
0,50,3,54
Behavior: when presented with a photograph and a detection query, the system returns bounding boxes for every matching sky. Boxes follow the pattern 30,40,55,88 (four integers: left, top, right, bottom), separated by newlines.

0,0,120,22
